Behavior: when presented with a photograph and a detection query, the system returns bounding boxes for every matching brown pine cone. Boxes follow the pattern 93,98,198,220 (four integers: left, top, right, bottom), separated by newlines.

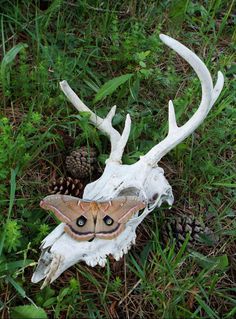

48,177,84,197
66,146,97,179
161,214,216,250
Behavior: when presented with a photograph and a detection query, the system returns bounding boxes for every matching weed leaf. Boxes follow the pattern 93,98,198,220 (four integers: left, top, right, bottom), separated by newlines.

94,73,133,103
1,43,28,86
169,0,190,25
0,259,34,274
10,305,47,319
191,252,229,270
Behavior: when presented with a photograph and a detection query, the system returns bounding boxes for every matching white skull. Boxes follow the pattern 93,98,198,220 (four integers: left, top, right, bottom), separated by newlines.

32,34,224,287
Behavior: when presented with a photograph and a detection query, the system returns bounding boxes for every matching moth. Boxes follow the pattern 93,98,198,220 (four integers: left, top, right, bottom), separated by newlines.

40,195,146,241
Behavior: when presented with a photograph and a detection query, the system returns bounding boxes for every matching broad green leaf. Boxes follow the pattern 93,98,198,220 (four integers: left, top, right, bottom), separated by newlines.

1,43,28,67
1,43,28,85
212,255,229,270
169,0,190,24
191,252,229,270
94,73,133,103
10,305,47,319
0,259,34,274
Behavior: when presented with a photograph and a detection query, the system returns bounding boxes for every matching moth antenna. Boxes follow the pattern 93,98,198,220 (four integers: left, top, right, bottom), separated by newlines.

78,200,86,212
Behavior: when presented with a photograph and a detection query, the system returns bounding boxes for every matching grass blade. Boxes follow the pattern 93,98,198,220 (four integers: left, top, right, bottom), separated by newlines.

195,294,220,319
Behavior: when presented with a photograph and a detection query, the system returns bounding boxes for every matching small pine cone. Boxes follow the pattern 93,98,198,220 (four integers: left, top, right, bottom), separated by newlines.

161,215,215,250
66,146,97,179
48,177,84,197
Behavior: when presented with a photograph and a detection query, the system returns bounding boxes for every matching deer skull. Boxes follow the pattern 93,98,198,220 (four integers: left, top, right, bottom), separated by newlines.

32,34,224,287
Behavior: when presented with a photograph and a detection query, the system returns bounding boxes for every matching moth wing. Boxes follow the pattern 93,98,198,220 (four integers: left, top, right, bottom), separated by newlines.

40,195,95,241
95,215,125,240
40,195,83,223
64,219,95,241
98,196,146,224
95,196,145,240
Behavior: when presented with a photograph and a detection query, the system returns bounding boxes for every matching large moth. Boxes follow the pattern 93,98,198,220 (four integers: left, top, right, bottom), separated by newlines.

40,195,146,241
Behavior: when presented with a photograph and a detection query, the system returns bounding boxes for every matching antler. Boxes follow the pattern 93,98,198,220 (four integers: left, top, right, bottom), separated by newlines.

141,34,224,166
60,34,224,167
60,80,131,164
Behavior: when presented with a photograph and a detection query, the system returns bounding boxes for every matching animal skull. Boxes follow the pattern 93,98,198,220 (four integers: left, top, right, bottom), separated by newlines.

32,34,224,287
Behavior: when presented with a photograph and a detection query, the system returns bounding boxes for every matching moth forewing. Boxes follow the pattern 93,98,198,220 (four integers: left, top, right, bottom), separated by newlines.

40,199,71,224
118,201,146,224
102,197,146,224
40,195,84,223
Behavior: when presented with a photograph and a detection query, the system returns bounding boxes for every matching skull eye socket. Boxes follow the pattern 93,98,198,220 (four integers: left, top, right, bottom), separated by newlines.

103,215,114,226
76,216,87,227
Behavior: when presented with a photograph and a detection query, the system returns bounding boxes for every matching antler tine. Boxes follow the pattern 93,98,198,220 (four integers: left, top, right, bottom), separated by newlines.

59,80,131,164
108,114,131,163
141,34,224,166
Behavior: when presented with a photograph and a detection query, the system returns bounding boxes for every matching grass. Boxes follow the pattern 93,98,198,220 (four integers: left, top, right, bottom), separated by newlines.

0,0,235,318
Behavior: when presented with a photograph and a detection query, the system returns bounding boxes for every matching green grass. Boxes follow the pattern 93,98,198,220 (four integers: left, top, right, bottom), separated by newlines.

0,1,235,318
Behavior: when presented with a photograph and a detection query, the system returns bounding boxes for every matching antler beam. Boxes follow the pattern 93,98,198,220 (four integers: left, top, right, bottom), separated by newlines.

140,34,224,166
60,80,131,164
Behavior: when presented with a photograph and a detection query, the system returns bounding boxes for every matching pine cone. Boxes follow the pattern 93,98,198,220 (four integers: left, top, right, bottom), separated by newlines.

161,215,215,250
66,146,97,179
48,177,84,197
